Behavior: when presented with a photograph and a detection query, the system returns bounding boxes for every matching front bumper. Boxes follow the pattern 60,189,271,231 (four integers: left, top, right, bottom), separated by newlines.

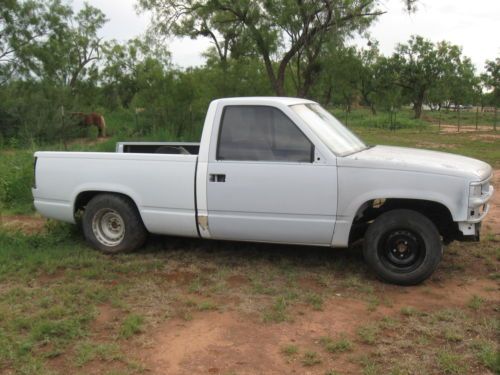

457,221,481,242
457,180,494,242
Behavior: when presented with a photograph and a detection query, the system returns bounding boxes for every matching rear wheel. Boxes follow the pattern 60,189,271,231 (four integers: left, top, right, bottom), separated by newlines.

363,209,442,285
82,194,147,254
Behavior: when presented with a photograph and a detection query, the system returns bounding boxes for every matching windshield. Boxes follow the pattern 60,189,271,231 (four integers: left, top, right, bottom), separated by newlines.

291,103,366,156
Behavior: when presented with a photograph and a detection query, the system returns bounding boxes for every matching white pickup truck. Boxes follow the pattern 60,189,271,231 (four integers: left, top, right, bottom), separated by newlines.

33,97,494,285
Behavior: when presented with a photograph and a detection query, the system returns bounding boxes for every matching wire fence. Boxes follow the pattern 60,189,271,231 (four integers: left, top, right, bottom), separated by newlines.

338,106,498,132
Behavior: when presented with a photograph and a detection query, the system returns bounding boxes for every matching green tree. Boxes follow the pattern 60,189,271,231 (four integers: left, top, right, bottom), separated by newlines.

0,0,69,85
27,3,107,91
392,36,474,118
101,37,171,108
138,0,417,97
317,44,362,111
482,58,500,107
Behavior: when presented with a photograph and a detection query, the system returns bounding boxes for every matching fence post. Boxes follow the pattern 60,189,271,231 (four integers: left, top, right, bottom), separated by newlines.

495,107,498,131
475,107,479,130
438,110,441,131
457,107,460,132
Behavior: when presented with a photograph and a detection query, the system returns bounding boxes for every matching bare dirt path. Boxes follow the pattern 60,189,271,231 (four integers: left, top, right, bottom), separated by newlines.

138,277,498,375
0,214,46,234
435,124,498,134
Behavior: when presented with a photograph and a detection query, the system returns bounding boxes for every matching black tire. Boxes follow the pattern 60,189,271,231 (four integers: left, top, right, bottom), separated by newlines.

82,194,147,254
363,209,442,285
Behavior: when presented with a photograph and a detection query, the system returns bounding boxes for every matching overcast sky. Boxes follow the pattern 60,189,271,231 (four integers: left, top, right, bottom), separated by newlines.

72,0,499,71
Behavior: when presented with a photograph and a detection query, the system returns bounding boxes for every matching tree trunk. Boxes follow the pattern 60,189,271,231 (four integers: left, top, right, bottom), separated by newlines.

413,90,425,119
323,86,333,106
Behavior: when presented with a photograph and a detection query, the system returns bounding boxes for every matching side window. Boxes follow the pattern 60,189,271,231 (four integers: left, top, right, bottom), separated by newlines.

217,106,313,162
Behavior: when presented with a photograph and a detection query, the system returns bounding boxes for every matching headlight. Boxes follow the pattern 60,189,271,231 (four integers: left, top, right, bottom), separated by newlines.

470,184,482,197
470,178,491,198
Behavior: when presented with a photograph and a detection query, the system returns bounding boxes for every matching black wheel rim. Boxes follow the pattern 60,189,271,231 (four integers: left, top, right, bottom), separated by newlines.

378,229,426,273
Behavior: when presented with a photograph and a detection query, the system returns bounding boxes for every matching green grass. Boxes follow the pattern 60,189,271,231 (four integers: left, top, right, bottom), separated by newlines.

0,150,36,214
467,295,485,310
471,340,500,373
197,300,218,311
400,306,420,317
74,341,122,367
331,107,430,130
305,292,324,310
357,324,380,345
437,350,468,374
281,344,299,356
332,107,499,129
319,336,354,353
352,126,500,168
0,225,498,374
119,314,144,338
262,296,290,323
301,351,321,366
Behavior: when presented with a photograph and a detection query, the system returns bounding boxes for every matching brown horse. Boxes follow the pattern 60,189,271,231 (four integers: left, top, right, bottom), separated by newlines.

70,112,106,138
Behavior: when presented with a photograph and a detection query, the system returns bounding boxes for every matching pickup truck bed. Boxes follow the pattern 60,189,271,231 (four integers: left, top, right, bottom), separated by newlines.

34,151,199,237
116,142,200,155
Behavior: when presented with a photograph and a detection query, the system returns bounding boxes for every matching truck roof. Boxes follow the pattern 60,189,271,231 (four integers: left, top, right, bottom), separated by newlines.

212,97,315,106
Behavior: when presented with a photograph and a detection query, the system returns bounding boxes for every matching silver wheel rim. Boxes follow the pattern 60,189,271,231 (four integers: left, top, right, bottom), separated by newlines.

92,208,125,247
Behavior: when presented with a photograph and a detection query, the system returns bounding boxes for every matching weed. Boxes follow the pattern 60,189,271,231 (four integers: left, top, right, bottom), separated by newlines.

302,351,321,366
357,324,380,345
281,344,299,356
366,296,380,311
358,355,380,375
443,328,463,343
305,293,324,310
470,340,500,373
197,300,218,311
400,306,419,317
262,296,289,323
437,350,467,374
120,314,144,338
467,295,484,310
320,336,353,353
188,276,203,293
379,316,400,329
74,341,122,366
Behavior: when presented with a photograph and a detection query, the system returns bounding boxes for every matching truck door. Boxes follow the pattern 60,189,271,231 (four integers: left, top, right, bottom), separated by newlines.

205,105,337,245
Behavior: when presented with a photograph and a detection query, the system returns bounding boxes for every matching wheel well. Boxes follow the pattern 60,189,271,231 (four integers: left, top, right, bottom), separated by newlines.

349,198,458,245
74,191,139,218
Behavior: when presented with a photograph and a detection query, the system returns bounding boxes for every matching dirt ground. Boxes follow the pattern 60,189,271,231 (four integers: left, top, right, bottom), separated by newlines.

0,214,46,234
436,124,499,134
136,278,497,375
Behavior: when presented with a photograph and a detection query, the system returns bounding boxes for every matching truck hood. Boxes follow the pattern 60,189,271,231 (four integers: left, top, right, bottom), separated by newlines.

340,145,492,181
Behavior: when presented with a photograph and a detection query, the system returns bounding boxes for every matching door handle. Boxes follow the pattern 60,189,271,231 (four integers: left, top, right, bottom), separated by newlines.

209,174,226,182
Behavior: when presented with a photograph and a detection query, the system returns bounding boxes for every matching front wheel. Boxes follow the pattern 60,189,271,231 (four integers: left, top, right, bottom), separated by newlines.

82,194,147,254
363,209,442,285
